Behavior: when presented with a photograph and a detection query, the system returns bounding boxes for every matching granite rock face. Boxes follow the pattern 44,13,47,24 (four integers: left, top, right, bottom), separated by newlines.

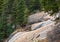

28,11,54,24
31,20,54,30
7,11,56,42
7,22,55,42
28,11,48,24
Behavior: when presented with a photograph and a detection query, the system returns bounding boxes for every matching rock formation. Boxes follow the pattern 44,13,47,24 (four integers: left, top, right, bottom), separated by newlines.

7,11,56,42
31,20,54,30
7,22,55,42
28,11,48,24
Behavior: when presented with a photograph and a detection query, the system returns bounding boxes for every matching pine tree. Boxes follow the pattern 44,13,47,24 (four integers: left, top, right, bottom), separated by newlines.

33,0,41,10
12,0,29,28
57,0,60,9
40,0,58,13
0,0,5,41
0,0,3,16
0,0,15,41
25,0,35,12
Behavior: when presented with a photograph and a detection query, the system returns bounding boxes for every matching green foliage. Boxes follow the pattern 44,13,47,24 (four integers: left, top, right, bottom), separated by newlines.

25,0,35,12
25,0,41,13
0,0,4,41
0,0,3,16
57,0,60,9
12,0,29,26
41,0,59,13
0,0,15,42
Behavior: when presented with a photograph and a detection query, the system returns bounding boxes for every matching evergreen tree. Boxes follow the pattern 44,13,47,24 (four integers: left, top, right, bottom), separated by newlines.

41,0,59,14
25,0,35,12
0,0,15,41
0,0,3,16
12,0,29,28
57,0,60,9
25,0,42,13
0,0,5,41
33,0,41,10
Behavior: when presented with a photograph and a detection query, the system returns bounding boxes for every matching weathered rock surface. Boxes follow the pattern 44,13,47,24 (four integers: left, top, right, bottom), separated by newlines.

28,11,48,24
7,22,55,42
28,11,54,24
7,11,56,42
31,20,54,30
53,12,60,19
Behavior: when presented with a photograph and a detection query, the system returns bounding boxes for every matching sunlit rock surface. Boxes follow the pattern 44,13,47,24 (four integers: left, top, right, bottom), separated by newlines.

28,11,48,24
7,11,56,42
7,22,55,42
53,12,60,19
31,20,54,30
43,14,54,21
28,11,55,24
7,32,24,42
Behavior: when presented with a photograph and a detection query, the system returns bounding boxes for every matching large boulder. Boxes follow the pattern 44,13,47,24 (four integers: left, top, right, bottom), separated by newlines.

7,22,55,42
28,11,54,24
28,11,48,24
31,20,54,30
